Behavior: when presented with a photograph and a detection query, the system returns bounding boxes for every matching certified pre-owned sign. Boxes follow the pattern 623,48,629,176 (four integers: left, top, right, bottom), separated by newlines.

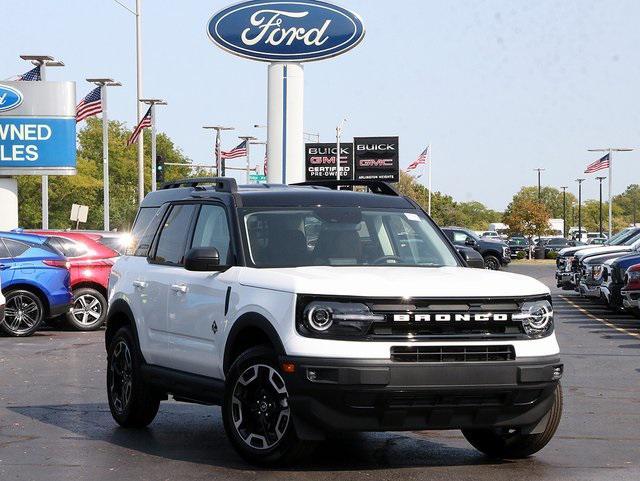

207,0,365,62
0,85,24,113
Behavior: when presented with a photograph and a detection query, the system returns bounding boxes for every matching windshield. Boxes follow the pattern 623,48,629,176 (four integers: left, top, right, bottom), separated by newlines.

241,207,459,268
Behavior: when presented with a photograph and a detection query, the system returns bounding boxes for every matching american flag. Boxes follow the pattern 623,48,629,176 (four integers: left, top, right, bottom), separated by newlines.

127,107,152,146
406,145,430,175
263,152,268,176
585,153,610,173
221,140,247,159
76,87,102,123
16,66,41,81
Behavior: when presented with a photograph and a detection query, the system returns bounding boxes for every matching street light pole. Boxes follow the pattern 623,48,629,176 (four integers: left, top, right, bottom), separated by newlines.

596,176,606,237
140,99,167,191
87,78,122,231
335,118,347,182
203,126,235,176
20,55,64,229
560,186,568,238
534,168,545,200
588,147,634,237
576,178,585,241
238,136,258,183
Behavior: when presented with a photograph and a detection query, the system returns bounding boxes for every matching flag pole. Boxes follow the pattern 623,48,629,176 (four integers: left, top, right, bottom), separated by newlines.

608,148,612,237
427,144,432,216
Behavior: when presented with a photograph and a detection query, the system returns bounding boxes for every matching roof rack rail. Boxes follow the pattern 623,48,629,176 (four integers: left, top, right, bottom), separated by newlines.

293,180,400,196
159,177,238,193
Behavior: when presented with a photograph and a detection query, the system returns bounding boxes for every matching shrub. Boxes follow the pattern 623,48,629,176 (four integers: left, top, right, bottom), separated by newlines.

516,251,526,260
546,251,558,260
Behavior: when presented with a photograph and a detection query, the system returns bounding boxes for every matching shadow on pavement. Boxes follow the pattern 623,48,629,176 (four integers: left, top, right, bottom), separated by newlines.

8,402,506,472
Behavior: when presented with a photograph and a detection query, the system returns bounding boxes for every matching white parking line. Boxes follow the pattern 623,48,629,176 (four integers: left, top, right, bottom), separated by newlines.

560,295,640,340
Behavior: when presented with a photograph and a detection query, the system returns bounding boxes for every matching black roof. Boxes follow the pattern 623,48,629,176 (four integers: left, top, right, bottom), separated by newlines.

141,179,414,210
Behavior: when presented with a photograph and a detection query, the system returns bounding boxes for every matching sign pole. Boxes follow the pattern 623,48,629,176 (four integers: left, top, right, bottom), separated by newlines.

427,144,432,216
150,104,157,191
102,85,110,231
39,62,49,229
608,148,612,237
135,0,145,204
215,130,221,176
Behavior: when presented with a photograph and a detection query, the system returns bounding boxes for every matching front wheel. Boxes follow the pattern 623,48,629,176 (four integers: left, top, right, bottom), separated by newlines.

462,384,562,458
66,288,107,331
484,255,501,270
222,346,312,466
0,289,44,337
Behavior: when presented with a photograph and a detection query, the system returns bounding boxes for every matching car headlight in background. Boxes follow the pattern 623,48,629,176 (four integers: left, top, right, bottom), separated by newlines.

300,301,384,338
514,299,554,338
565,257,574,271
591,264,604,280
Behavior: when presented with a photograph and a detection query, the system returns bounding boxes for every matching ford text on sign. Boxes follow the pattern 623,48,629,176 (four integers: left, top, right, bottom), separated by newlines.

207,0,365,62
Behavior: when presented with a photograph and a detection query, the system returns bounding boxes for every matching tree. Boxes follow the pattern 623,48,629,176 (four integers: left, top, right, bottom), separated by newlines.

503,197,550,256
580,200,626,233
613,184,640,226
17,118,193,231
509,186,577,220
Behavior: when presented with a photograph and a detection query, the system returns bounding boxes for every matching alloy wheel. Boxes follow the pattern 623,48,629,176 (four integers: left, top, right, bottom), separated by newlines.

231,364,291,450
71,294,103,326
3,294,41,335
109,340,133,414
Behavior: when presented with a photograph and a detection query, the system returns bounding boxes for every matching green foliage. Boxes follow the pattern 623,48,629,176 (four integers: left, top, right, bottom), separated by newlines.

509,186,576,219
516,250,527,260
17,118,193,231
613,184,640,226
397,172,501,228
546,251,558,260
503,197,551,239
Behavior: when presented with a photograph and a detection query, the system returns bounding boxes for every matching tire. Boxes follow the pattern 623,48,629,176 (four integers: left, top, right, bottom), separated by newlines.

484,255,501,271
66,287,107,331
462,384,563,459
222,346,313,466
630,307,640,319
0,289,45,337
107,327,160,428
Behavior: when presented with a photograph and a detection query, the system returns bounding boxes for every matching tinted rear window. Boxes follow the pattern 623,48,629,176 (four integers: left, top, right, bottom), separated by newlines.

3,239,30,257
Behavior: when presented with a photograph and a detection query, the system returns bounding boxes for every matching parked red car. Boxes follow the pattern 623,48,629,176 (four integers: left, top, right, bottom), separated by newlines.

26,231,119,330
621,263,640,318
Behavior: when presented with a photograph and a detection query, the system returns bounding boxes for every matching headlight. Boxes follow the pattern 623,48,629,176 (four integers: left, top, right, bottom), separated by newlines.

299,300,385,338
591,264,604,279
514,299,554,338
565,257,574,271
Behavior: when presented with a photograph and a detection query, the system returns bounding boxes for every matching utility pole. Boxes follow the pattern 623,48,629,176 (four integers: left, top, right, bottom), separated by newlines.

596,176,606,237
335,118,347,182
203,126,235,176
576,178,585,242
19,55,64,229
560,186,568,238
238,136,258,183
534,168,545,200
140,99,167,191
588,147,634,237
87,78,122,231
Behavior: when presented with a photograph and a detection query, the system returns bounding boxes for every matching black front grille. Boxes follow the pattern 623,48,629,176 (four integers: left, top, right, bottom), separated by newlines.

390,345,516,363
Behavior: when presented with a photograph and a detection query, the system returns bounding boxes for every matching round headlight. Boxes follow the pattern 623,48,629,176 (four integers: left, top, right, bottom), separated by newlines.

307,305,333,331
528,303,552,329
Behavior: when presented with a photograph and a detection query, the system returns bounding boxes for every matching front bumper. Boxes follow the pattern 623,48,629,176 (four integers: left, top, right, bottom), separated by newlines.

621,289,640,310
281,355,562,438
579,281,601,298
556,271,576,289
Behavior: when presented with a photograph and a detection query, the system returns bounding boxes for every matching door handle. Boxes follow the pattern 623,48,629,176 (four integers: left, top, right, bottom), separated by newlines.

171,284,188,293
133,280,147,289
0,264,9,270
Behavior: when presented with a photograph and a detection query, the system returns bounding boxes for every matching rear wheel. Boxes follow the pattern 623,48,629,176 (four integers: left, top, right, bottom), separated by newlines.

107,327,160,427
222,346,312,465
0,290,44,337
630,307,640,319
66,288,107,331
462,384,562,458
484,255,501,270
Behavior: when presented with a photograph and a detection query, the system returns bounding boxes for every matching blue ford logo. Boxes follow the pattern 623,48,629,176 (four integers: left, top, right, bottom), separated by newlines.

207,0,365,62
0,84,24,112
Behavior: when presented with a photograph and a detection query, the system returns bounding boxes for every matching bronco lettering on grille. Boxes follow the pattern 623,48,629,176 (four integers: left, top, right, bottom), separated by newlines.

392,313,510,322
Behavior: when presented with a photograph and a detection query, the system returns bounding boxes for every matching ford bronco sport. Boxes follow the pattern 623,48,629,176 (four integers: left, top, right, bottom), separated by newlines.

106,178,562,465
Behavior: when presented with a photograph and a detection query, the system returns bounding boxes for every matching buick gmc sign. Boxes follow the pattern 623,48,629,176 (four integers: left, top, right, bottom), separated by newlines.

354,136,399,182
207,0,365,62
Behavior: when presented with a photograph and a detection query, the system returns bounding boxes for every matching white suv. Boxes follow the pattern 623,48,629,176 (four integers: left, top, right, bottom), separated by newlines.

106,178,563,465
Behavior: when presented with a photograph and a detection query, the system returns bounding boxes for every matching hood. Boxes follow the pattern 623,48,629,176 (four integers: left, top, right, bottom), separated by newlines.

558,245,599,256
480,238,507,247
238,266,549,298
576,245,634,260
583,251,631,265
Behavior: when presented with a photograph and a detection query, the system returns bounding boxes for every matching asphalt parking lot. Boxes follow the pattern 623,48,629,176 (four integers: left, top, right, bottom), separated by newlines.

1,263,639,481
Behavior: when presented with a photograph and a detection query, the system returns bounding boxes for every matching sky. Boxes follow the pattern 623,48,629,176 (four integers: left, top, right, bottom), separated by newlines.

3,0,639,210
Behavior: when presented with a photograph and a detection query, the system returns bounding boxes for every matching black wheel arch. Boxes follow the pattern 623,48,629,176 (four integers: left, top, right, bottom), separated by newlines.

223,313,286,375
105,299,143,358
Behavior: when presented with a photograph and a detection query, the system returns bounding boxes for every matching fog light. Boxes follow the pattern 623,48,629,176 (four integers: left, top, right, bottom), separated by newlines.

552,365,563,381
307,369,318,382
281,362,295,373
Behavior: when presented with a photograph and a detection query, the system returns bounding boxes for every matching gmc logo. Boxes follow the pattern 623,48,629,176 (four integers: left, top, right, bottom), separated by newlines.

358,158,393,167
392,313,511,322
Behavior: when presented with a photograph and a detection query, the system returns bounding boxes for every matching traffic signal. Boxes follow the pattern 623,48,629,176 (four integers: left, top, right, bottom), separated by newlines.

156,155,165,185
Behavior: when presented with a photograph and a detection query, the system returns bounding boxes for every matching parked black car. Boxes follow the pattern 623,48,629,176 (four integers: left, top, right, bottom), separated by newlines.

508,237,529,258
544,237,583,257
442,227,510,270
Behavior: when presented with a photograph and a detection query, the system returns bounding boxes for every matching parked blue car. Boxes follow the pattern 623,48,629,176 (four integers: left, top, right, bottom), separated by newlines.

607,251,640,312
0,232,73,337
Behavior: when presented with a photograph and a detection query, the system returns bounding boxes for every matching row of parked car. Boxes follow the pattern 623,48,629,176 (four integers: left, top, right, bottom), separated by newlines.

555,226,640,317
0,230,126,336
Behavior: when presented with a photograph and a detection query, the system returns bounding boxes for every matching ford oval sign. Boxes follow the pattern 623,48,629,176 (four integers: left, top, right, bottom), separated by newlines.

0,84,24,113
207,0,365,62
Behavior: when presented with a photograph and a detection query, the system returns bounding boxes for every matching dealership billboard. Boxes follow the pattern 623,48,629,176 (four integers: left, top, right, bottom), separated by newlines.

0,81,76,176
353,136,399,182
304,142,353,180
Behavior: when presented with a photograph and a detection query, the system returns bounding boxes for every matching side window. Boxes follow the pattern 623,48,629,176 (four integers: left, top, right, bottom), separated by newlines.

153,204,197,265
3,239,30,257
132,205,168,257
47,237,88,258
0,239,12,259
452,231,468,244
191,204,232,264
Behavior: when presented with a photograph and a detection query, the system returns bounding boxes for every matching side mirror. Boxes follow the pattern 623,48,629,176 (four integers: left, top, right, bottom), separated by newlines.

456,248,485,269
465,237,477,247
184,247,227,272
